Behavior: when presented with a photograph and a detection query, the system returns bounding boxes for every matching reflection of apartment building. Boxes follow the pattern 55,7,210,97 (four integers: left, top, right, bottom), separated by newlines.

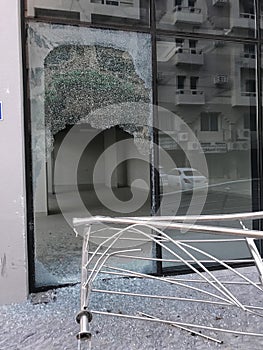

160,0,205,25
158,0,258,36
26,0,141,23
157,31,257,180
230,0,255,30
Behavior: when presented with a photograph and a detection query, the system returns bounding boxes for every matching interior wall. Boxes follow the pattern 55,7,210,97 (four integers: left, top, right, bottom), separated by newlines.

53,126,105,189
52,126,148,190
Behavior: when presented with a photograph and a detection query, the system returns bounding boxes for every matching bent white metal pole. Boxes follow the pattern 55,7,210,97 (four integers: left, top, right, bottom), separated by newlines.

73,210,263,225
91,310,263,338
73,217,263,239
139,312,222,344
76,226,92,344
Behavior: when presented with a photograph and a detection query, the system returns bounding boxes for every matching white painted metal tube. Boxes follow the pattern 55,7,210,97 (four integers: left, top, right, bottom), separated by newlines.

73,210,263,226
139,312,222,344
73,216,263,239
90,310,263,337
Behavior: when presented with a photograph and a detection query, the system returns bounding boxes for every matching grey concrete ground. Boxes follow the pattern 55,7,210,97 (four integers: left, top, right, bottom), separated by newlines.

1,266,263,350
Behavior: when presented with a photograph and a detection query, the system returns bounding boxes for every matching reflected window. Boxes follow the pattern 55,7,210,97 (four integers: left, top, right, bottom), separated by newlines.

240,0,255,17
188,0,196,8
177,75,186,90
245,79,256,94
175,0,183,6
176,38,184,47
189,39,197,53
35,8,80,20
200,112,219,132
244,44,256,59
190,76,199,90
240,68,256,96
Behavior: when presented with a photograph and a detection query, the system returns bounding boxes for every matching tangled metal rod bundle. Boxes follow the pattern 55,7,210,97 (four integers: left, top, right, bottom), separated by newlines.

73,211,263,349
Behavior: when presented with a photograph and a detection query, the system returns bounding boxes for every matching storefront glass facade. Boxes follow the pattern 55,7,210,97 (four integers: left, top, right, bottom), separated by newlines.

24,0,263,289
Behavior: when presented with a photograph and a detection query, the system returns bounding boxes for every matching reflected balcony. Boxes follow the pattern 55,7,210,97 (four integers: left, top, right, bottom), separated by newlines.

230,13,255,30
160,6,203,25
175,89,205,105
27,0,140,22
228,141,250,151
232,91,256,107
88,0,140,20
171,48,204,66
197,131,224,144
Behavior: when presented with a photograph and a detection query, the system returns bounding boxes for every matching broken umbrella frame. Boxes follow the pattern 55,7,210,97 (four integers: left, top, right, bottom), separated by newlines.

73,211,263,349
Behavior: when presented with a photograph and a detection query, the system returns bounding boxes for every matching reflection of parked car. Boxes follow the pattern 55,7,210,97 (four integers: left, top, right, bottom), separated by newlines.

159,166,169,189
168,168,208,191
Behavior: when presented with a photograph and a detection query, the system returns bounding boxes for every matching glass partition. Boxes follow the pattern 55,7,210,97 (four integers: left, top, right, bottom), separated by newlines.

25,0,149,27
156,0,256,38
157,36,258,269
27,22,152,287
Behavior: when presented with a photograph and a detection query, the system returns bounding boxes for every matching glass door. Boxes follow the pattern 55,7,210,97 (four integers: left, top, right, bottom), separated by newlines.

27,22,153,287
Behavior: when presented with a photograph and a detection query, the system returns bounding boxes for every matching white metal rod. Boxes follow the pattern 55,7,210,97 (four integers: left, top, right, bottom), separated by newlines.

103,264,233,305
132,221,263,294
90,310,263,337
89,235,166,242
80,226,91,310
84,223,141,284
91,286,263,312
246,238,263,285
88,251,257,264
74,217,263,239
171,240,245,309
130,225,245,307
87,223,236,304
89,237,246,243
73,211,263,225
90,269,260,285
91,288,231,306
85,248,141,286
178,241,263,292
139,312,222,344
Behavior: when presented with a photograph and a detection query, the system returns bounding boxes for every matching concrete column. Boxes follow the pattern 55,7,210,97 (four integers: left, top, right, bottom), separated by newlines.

0,0,28,304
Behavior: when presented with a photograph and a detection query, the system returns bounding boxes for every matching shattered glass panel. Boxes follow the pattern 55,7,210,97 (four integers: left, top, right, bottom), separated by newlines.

27,22,153,287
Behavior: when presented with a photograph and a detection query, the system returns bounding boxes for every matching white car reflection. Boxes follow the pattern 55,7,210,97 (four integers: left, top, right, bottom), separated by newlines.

167,167,208,191
159,166,169,189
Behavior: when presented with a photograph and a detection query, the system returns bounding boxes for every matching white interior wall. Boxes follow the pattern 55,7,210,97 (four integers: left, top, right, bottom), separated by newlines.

53,127,105,188
0,0,28,304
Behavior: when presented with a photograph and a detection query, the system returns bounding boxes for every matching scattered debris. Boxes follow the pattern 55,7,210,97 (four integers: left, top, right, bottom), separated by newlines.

30,290,57,305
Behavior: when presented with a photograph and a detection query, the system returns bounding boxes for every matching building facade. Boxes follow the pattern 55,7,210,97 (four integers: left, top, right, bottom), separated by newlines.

1,0,263,304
